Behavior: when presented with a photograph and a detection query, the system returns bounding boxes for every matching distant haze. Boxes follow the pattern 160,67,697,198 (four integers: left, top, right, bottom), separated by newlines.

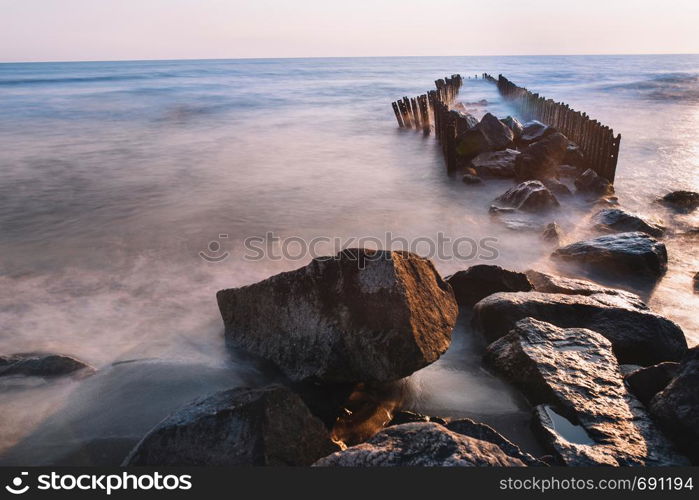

0,0,697,62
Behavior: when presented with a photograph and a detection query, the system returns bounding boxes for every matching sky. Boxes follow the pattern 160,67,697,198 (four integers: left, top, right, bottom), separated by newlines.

0,0,698,62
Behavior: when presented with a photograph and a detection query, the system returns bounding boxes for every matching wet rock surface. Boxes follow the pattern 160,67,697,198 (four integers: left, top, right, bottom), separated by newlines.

484,318,688,466
446,265,532,307
493,180,559,213
0,353,94,378
591,208,664,237
650,347,699,463
552,232,668,281
515,132,569,180
472,291,687,365
124,385,339,466
477,113,515,151
659,190,699,213
542,178,572,197
313,422,527,466
625,362,679,406
524,269,647,309
470,149,519,178
462,173,482,185
217,249,458,383
501,116,524,139
519,120,552,144
574,169,613,197
541,222,563,245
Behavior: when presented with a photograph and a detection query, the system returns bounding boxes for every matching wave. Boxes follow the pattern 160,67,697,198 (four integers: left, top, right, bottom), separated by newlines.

0,73,171,87
602,72,699,102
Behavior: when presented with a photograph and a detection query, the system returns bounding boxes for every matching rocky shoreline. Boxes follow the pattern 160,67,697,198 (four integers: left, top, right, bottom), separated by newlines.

2,100,698,467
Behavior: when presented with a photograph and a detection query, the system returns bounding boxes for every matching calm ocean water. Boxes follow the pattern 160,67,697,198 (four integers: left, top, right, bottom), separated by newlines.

1,55,698,464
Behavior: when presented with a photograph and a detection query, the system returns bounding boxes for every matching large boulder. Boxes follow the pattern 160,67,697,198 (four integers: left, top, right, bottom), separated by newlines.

514,132,569,180
446,265,532,307
472,291,687,365
313,422,527,466
124,385,339,466
457,128,490,158
469,149,519,178
650,347,699,463
551,232,668,281
524,269,647,309
217,249,458,383
0,352,94,378
574,168,613,197
485,318,688,466
451,109,479,130
624,362,679,406
591,208,664,237
519,120,552,144
477,113,515,151
659,190,699,213
493,181,559,213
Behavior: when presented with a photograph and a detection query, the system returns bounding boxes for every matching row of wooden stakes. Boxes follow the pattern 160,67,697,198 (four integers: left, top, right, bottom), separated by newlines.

390,74,463,134
486,73,620,182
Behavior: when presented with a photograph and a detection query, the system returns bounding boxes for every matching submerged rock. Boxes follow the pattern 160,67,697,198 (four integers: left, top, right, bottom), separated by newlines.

0,353,94,378
472,291,687,365
124,385,339,466
574,169,613,197
625,362,679,406
217,249,458,383
515,132,569,181
388,411,446,426
485,318,688,466
524,269,647,309
591,208,664,237
313,422,527,466
477,113,515,151
470,149,519,178
501,116,524,139
462,173,482,185
541,222,563,245
551,232,668,281
659,190,699,213
446,265,532,307
542,178,572,197
650,347,699,463
519,120,552,144
493,181,559,213
557,164,583,178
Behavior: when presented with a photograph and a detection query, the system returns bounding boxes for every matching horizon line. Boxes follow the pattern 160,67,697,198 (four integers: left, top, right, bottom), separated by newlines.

2,52,698,65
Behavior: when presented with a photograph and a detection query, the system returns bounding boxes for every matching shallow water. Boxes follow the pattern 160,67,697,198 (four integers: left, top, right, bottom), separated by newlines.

0,55,697,463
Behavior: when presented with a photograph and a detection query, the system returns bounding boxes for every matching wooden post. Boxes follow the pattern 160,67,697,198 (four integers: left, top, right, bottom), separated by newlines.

411,97,421,129
392,102,404,128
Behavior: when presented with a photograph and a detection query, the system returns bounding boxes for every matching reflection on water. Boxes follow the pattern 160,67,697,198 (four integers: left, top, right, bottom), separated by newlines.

0,55,697,463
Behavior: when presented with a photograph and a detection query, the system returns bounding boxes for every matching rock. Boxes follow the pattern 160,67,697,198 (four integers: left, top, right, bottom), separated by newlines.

469,149,519,178
445,418,544,466
563,143,585,167
519,120,552,144
217,249,458,383
493,180,559,213
557,164,583,178
650,347,699,463
457,128,490,158
514,132,569,180
541,222,562,245
591,208,664,237
501,116,524,139
694,272,699,293
542,178,572,197
551,232,668,281
625,362,679,406
524,269,647,309
123,385,339,466
485,318,688,466
659,190,699,213
446,265,532,307
489,205,516,214
472,291,687,365
388,411,446,426
0,353,94,378
452,110,479,130
477,113,514,151
574,169,614,197
462,174,482,185
313,422,527,466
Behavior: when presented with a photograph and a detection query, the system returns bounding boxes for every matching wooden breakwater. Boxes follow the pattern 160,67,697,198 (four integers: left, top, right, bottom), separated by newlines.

484,73,620,182
391,73,621,182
